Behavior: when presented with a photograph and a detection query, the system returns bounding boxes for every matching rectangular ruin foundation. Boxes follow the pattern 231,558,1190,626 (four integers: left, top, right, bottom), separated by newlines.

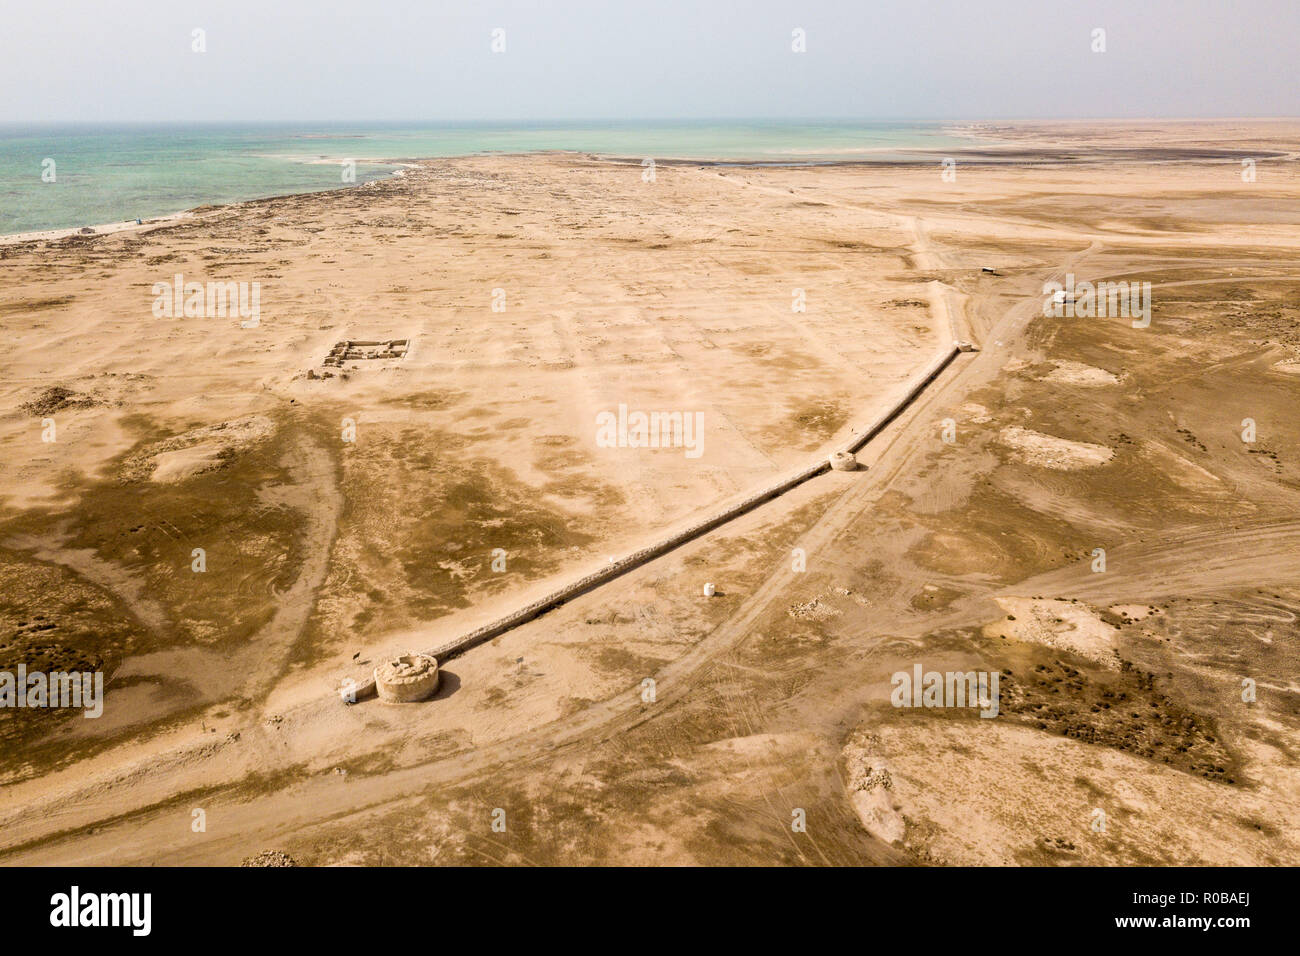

323,339,410,368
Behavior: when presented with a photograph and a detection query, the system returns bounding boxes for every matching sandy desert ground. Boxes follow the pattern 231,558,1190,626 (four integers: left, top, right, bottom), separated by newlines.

1,121,1298,865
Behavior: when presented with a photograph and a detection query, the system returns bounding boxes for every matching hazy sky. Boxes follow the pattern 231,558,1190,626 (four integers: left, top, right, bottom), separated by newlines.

4,0,1297,123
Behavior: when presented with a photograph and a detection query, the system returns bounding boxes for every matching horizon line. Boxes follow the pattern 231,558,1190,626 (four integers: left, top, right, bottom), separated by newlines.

2,115,1299,128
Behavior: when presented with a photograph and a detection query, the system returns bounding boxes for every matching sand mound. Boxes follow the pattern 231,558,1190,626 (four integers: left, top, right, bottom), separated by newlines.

20,386,98,417
121,416,275,483
842,731,906,845
149,444,226,482
997,426,1113,470
846,719,1273,865
788,597,841,621
1042,361,1120,387
240,850,298,867
1140,440,1222,492
984,597,1120,668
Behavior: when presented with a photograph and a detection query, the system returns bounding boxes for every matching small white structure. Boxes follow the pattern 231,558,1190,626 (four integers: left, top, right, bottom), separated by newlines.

829,451,858,472
374,653,441,702
703,583,716,597
955,340,979,352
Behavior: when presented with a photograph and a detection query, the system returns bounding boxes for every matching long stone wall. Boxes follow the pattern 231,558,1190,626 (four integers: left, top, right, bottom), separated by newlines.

342,342,964,702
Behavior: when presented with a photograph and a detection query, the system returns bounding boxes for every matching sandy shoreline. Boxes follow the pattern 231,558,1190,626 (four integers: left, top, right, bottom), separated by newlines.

8,131,1294,246
6,146,945,245
0,209,196,246
0,163,416,246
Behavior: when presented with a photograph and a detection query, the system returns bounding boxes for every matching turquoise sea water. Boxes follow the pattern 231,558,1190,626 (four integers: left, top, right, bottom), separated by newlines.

0,122,974,235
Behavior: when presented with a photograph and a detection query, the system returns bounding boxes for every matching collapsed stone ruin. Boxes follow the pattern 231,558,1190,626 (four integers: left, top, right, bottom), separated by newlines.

323,339,410,368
